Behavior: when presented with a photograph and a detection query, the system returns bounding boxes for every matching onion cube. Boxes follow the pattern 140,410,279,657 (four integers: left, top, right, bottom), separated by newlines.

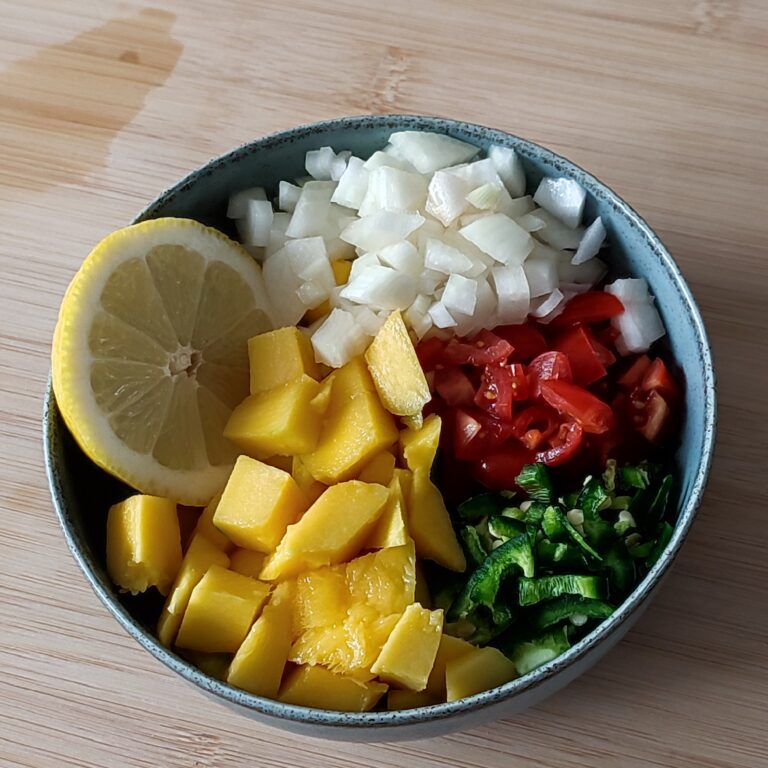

428,301,457,329
235,199,274,247
488,145,526,197
339,265,417,310
340,211,424,252
491,265,530,324
572,216,606,265
227,187,266,219
426,170,471,225
286,181,337,238
262,250,307,327
311,308,369,368
423,238,474,275
331,157,370,210
284,237,334,295
278,181,302,213
358,166,428,216
534,208,586,250
388,131,480,174
524,257,558,298
460,213,534,265
376,241,422,276
442,274,478,316
533,177,587,229
531,288,565,320
305,147,343,180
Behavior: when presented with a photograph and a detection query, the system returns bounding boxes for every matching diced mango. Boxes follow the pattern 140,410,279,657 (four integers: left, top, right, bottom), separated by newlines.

365,310,431,417
371,604,444,691
278,665,388,712
106,494,182,596
224,375,323,459
357,451,396,485
414,561,431,608
445,646,517,702
387,690,439,710
260,481,389,580
346,542,416,616
303,301,330,325
291,565,349,637
366,476,409,549
194,492,234,553
176,505,201,552
409,467,466,572
227,597,292,698
291,455,327,506
401,412,424,431
328,355,376,400
175,565,271,653
179,651,231,681
248,326,320,394
400,413,441,472
229,548,266,579
213,456,308,553
157,534,231,647
425,634,475,697
393,468,413,498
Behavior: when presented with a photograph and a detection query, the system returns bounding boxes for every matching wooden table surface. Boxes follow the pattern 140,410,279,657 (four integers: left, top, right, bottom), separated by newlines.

2,1,767,766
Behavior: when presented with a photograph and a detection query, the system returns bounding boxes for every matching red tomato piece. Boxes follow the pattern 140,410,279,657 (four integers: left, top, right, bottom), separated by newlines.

434,367,475,407
416,337,447,372
453,409,516,461
471,443,534,491
549,291,624,327
528,351,573,398
511,405,560,451
493,323,548,361
617,355,652,390
474,365,515,421
539,379,615,434
554,326,611,386
508,363,530,401
632,389,672,443
443,330,513,367
535,421,584,466
639,358,679,402
591,336,616,369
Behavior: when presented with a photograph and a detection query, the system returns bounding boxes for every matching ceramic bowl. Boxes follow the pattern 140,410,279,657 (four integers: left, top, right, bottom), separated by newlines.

43,115,716,741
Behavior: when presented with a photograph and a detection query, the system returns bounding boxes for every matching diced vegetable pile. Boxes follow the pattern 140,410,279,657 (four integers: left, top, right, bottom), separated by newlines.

95,130,683,713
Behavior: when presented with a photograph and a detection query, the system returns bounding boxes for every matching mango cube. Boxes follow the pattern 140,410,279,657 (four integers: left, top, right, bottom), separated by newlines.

229,548,266,579
387,690,439,710
260,481,389,580
224,375,323,459
248,326,320,394
106,494,182,596
303,260,353,324
409,467,466,572
365,310,431,417
278,665,388,712
445,645,517,702
400,413,441,472
366,476,409,549
179,651,231,681
414,561,431,608
194,492,234,553
346,542,416,616
213,456,308,553
157,534,231,647
175,565,271,653
425,633,475,697
357,451,396,485
291,455,326,506
227,596,292,698
371,604,444,691
291,566,349,637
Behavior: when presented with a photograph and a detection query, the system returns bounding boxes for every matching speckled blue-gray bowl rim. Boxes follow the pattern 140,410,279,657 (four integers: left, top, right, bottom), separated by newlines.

43,114,716,732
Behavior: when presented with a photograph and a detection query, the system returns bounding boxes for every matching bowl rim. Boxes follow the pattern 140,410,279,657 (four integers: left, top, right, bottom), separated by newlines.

44,113,717,730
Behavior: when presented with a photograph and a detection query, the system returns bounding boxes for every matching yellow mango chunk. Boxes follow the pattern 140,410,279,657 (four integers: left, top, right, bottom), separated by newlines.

227,597,292,698
371,604,444,691
393,468,413,498
291,565,349,637
445,646,517,702
401,412,424,431
180,651,231,681
278,665,388,712
194,493,234,553
425,633,475,697
400,413,441,472
260,481,389,580
291,455,327,506
224,375,323,459
387,690,439,710
366,476,409,549
214,456,308,553
357,451,396,485
409,467,466,572
248,326,320,394
414,561,431,608
229,548,266,579
175,565,271,653
106,494,182,596
157,534,230,647
329,354,376,399
365,310,431,417
346,542,416,616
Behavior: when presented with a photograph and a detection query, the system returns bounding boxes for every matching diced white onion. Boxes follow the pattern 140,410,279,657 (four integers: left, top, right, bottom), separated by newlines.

284,237,334,296
363,150,416,172
265,211,291,259
487,145,526,197
426,170,471,226
404,294,433,339
557,255,608,286
533,177,587,229
604,277,652,305
491,265,530,324
376,241,422,275
418,268,444,296
428,301,457,329
524,257,558,298
515,212,546,232
441,274,478,316
348,305,386,335
466,182,503,211
339,265,417,310
424,238,474,275
310,308,369,367
340,211,424,251
348,252,381,281
305,147,344,181
331,157,369,210
297,281,328,309
450,158,502,188
262,250,307,327
286,181,337,238
235,199,274,247
388,131,480,174
227,187,266,219
572,216,606,265
460,213,534,265
358,166,428,216
278,181,302,213
531,288,565,320
533,208,585,250
606,278,665,354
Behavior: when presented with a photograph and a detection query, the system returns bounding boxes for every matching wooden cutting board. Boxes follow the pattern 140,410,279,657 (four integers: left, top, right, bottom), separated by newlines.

1,1,766,766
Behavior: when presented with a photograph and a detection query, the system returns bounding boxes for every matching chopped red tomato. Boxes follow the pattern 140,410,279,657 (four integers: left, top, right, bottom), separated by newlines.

494,323,548,361
539,379,615,434
639,358,678,402
554,326,613,386
632,389,672,443
434,367,475,407
443,330,513,367
416,337,447,372
617,355,651,389
535,421,584,466
472,443,534,491
512,405,560,451
549,291,624,327
453,409,516,461
474,365,515,421
528,351,572,397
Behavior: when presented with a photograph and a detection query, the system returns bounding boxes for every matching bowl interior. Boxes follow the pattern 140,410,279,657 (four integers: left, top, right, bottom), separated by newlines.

44,115,715,732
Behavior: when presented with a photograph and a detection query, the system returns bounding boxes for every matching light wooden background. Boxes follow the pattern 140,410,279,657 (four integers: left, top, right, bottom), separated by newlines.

1,1,766,766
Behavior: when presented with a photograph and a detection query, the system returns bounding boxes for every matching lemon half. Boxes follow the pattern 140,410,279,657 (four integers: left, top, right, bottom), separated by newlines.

52,218,273,505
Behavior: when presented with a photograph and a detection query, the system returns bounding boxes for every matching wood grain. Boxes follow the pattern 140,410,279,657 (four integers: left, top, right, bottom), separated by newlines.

1,1,766,766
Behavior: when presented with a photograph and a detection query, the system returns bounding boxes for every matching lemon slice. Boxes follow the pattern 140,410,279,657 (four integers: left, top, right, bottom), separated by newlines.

52,218,274,505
